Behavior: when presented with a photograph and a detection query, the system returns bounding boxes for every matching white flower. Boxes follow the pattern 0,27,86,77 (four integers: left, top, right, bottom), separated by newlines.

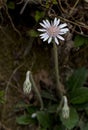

38,18,69,45
23,71,32,94
62,96,70,119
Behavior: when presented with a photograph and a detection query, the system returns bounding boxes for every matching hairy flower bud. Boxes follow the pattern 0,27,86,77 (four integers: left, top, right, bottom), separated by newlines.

62,96,70,119
23,71,32,94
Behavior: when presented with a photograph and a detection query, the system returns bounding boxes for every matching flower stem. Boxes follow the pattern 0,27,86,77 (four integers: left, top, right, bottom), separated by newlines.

53,42,65,98
30,73,44,110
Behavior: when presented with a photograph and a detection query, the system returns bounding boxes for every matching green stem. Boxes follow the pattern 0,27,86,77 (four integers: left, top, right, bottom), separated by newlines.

53,42,64,98
30,73,44,110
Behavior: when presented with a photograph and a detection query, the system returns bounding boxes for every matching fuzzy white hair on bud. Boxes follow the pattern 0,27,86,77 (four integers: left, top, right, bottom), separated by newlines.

62,96,70,119
23,70,32,94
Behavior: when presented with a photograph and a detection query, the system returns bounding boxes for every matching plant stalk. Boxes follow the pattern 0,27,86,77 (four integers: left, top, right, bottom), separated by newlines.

53,42,64,98
30,73,44,110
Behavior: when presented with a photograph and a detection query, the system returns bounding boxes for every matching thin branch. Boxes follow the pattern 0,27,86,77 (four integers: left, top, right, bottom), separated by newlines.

3,3,21,37
69,0,80,16
5,63,24,100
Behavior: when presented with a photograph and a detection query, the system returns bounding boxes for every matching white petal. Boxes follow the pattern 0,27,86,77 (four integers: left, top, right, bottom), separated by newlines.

40,36,45,39
40,33,48,39
57,35,65,41
48,37,52,43
46,20,50,27
56,19,60,26
59,23,67,29
43,35,49,41
40,35,47,39
59,32,67,35
40,35,46,38
40,33,47,37
40,23,47,28
54,18,57,26
54,37,59,45
38,29,46,32
60,28,69,33
40,35,48,39
43,20,50,27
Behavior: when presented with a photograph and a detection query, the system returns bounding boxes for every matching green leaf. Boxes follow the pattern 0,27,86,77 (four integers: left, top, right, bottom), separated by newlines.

74,102,88,110
0,91,4,97
16,115,35,125
7,1,15,9
80,123,88,130
74,35,88,47
26,106,38,115
70,87,88,104
60,107,79,130
54,125,65,130
15,102,29,109
0,91,5,104
85,107,88,116
35,11,44,22
67,68,87,91
27,30,38,37
16,106,38,125
39,128,47,130
52,0,58,4
47,104,58,113
37,111,52,129
41,90,57,101
83,123,88,130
